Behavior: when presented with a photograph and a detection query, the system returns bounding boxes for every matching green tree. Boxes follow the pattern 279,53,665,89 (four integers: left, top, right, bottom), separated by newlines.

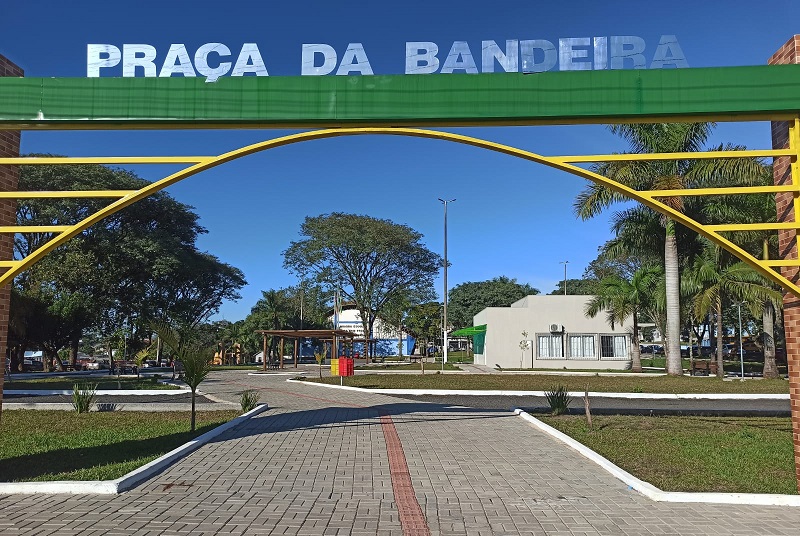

574,123,764,375
248,289,292,360
404,301,442,357
381,288,434,358
548,278,598,296
13,159,245,367
151,321,213,432
448,276,538,330
694,165,784,378
283,213,440,359
682,241,782,378
585,266,662,373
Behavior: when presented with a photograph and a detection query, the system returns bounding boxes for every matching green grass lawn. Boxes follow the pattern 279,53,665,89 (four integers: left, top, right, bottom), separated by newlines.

0,410,239,482
5,376,181,390
309,374,789,393
355,362,461,371
539,414,796,494
639,356,788,375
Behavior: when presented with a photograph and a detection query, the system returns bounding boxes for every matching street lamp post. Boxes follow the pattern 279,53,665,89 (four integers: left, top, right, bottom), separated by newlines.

439,198,455,369
559,261,569,296
735,302,745,381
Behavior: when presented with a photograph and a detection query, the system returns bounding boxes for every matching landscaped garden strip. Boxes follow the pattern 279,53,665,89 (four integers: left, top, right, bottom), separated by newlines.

5,378,182,390
539,415,796,495
309,374,790,393
0,410,239,482
355,362,461,371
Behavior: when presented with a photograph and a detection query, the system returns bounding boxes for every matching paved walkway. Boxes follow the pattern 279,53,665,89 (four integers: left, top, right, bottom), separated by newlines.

2,370,800,535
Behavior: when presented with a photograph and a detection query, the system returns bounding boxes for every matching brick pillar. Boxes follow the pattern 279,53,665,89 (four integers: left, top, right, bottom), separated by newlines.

770,35,800,491
0,55,22,421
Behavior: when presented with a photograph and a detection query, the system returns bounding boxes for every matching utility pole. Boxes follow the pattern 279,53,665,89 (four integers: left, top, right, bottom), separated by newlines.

559,260,569,295
439,198,455,368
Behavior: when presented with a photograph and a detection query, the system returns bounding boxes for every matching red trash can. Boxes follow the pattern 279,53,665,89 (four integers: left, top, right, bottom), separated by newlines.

340,357,354,376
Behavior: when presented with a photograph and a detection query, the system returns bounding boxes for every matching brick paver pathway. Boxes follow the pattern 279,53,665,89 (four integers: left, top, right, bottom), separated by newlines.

2,370,800,535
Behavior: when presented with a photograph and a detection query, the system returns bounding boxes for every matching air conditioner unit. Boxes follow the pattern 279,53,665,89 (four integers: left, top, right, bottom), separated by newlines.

549,324,562,333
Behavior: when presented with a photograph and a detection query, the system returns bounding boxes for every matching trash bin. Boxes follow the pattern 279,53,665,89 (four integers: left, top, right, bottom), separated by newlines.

340,357,354,377
330,358,339,376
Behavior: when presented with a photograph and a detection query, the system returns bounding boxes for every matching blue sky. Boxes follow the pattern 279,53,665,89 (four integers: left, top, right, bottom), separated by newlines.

2,1,799,321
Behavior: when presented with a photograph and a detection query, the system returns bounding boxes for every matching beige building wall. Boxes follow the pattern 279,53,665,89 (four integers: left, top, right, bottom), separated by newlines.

473,295,631,370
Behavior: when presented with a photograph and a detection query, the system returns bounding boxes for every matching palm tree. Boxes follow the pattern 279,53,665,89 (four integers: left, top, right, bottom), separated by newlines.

575,123,765,375
696,165,783,378
151,320,213,432
252,289,290,361
682,241,782,378
585,266,662,373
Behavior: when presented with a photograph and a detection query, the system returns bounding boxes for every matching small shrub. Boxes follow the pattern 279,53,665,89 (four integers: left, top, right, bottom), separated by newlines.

72,382,98,413
632,386,643,393
240,389,260,413
544,385,572,415
314,352,325,379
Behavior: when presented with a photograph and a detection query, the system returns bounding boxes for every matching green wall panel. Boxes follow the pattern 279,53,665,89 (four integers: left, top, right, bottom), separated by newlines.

1,65,799,129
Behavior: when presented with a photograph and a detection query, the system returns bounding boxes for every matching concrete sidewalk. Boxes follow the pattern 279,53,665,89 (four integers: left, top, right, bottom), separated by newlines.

1,371,799,535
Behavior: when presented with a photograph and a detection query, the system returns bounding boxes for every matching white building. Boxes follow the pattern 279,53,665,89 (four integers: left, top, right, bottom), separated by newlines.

472,295,632,370
330,304,415,356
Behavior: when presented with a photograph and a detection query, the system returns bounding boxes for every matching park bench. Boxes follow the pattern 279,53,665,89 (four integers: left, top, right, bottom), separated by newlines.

267,360,279,370
691,359,718,376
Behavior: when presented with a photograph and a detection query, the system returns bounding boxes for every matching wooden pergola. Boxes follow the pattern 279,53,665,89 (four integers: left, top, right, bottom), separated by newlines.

255,329,356,370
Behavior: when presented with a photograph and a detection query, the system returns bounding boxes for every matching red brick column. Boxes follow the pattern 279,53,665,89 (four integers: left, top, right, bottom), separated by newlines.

770,35,800,491
0,55,22,421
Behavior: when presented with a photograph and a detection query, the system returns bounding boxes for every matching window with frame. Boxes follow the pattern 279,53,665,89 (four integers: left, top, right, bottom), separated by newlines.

537,334,563,358
569,335,596,359
600,335,628,359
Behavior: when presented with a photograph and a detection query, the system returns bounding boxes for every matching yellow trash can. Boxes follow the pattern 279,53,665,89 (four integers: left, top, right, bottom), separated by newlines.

330,358,339,376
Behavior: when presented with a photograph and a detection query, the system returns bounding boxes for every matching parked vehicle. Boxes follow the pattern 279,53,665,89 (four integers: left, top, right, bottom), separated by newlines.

701,344,732,357
87,359,110,370
22,359,43,372
639,344,663,354
112,360,138,375
680,345,701,357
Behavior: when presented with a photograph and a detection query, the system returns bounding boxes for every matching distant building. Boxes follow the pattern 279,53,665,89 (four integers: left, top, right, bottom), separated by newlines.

329,304,415,356
473,295,632,370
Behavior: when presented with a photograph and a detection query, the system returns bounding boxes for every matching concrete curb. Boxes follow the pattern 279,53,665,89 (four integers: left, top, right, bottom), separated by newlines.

499,370,668,377
288,380,789,400
248,372,309,376
5,388,190,396
2,403,239,411
0,404,270,495
513,408,800,506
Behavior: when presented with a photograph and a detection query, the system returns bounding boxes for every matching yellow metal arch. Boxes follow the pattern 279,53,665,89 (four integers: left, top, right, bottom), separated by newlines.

1,127,798,295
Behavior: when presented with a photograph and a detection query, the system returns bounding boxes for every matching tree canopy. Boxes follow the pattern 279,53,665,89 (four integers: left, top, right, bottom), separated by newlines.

448,276,539,330
9,160,245,370
283,213,440,357
548,278,598,296
574,123,765,375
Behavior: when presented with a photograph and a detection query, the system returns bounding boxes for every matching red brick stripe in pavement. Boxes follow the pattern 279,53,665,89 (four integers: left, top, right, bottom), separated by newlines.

233,380,433,535
381,414,432,536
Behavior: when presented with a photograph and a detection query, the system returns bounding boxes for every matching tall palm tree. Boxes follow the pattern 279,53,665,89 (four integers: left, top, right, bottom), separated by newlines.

585,266,662,373
575,123,765,375
682,241,782,378
696,164,782,378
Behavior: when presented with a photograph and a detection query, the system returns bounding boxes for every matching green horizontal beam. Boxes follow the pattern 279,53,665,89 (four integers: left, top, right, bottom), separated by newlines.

2,65,800,130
